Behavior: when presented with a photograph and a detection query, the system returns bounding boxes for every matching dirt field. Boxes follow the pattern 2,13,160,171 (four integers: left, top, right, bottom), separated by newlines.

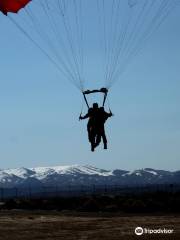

0,211,180,240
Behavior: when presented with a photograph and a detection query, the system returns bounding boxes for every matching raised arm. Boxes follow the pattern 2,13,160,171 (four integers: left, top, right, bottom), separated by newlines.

105,111,113,118
79,112,89,120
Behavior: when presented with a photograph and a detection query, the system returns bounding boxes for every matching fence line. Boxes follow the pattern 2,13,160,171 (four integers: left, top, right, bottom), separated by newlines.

0,184,179,201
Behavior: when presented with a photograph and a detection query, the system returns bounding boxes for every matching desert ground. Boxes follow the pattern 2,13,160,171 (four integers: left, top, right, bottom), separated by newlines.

0,211,179,240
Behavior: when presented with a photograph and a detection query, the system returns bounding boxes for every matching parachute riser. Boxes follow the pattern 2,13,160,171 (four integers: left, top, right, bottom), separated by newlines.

83,93,90,109
102,92,107,107
82,87,108,109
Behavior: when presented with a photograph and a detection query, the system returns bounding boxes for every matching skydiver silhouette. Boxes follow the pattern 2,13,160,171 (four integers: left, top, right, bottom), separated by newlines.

95,107,113,149
79,103,99,151
80,103,113,151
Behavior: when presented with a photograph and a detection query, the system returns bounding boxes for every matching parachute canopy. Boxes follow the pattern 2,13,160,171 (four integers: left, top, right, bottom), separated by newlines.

0,0,31,15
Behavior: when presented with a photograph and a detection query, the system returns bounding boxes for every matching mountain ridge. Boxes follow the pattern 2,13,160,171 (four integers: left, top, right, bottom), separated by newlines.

0,165,179,188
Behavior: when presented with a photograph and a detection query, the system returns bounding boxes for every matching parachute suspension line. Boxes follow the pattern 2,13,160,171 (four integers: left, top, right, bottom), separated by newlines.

115,0,148,73
119,0,154,65
100,0,108,84
102,0,118,87
97,0,121,88
126,0,167,57
103,0,114,85
108,0,175,88
109,0,176,87
55,0,82,88
134,0,171,50
106,3,133,89
25,2,80,90
107,0,150,87
73,0,85,88
23,6,79,89
60,0,84,91
73,0,83,76
52,0,80,78
105,0,125,87
126,0,175,73
57,0,83,88
105,0,121,87
57,0,84,91
106,0,121,86
104,0,118,87
108,2,155,86
79,0,84,86
41,2,79,85
41,0,79,85
135,0,177,54
80,0,85,90
102,0,107,83
104,0,125,87
31,1,80,86
96,0,106,81
24,7,58,57
7,14,80,90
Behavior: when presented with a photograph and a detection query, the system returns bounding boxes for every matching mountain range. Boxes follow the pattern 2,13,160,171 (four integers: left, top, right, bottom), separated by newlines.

0,165,179,188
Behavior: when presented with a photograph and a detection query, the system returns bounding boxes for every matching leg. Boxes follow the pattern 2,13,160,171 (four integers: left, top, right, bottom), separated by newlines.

101,127,107,149
95,133,101,148
87,124,92,142
90,127,96,152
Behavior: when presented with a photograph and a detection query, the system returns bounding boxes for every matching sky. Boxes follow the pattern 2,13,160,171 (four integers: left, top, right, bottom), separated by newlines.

0,0,180,171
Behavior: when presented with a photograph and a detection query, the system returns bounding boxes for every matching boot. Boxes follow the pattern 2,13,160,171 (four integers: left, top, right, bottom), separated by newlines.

91,145,95,152
104,143,107,149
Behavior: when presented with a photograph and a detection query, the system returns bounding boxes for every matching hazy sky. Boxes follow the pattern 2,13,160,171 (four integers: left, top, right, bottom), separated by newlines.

0,0,180,171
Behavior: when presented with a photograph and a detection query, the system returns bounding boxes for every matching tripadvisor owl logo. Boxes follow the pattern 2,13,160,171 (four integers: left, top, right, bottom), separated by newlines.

135,227,143,235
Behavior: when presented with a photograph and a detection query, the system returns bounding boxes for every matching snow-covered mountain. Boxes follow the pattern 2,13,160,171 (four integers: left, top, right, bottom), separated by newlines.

0,165,179,188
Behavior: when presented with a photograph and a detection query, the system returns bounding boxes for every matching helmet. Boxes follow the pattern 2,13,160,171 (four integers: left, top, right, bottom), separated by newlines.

99,107,104,111
92,103,98,109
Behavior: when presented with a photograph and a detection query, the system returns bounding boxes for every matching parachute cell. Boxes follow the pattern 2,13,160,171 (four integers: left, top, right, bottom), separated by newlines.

0,0,31,15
